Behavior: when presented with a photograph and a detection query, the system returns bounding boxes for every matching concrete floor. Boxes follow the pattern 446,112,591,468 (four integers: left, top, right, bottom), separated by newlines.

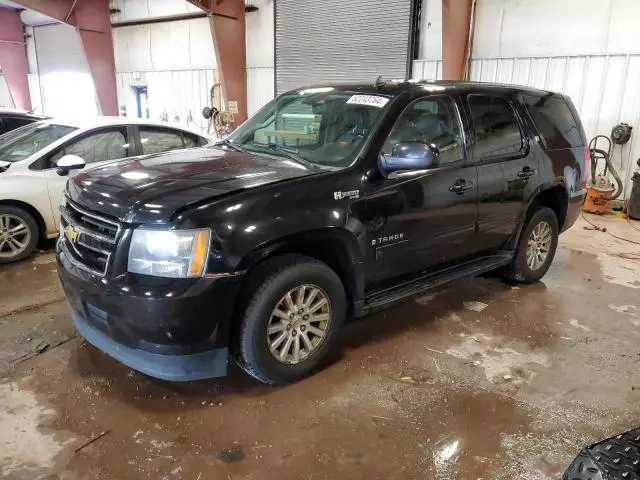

1,215,640,480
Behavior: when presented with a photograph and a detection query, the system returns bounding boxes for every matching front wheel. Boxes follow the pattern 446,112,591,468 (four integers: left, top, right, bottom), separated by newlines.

0,206,39,264
502,207,559,283
235,255,346,385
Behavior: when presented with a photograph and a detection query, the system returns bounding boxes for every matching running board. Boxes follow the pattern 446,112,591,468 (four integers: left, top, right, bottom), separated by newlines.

357,253,513,316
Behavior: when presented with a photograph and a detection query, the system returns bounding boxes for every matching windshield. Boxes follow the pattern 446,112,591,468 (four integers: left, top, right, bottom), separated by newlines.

226,89,391,169
0,122,77,163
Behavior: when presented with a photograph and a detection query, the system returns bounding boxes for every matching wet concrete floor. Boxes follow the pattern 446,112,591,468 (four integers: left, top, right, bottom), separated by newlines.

1,215,640,479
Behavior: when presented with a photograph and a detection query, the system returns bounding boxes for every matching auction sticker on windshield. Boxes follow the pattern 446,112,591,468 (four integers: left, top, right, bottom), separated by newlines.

346,95,390,108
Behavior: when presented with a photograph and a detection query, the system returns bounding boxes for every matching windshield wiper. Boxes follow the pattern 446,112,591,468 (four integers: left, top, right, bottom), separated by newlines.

261,143,317,170
214,139,247,153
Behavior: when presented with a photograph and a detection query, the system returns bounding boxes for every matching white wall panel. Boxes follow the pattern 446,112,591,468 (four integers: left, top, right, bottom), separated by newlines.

27,74,43,115
247,67,274,116
0,76,13,108
116,69,216,134
246,0,274,69
113,18,216,72
418,0,442,60
109,0,199,22
411,60,443,81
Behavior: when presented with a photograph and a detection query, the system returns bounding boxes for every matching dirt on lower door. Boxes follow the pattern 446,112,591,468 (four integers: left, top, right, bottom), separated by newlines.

1,215,640,480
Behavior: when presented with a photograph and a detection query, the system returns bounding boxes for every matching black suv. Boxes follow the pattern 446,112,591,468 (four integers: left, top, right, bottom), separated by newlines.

56,81,588,385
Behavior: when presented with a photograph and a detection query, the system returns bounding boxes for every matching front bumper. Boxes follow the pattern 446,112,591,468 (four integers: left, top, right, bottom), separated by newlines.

71,308,228,381
57,239,243,381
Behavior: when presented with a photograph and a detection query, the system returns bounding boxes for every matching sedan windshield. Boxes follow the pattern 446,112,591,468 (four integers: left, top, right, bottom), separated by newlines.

0,122,77,163
226,89,391,169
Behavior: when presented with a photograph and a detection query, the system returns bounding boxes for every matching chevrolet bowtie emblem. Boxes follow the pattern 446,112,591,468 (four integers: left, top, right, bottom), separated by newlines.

65,225,79,243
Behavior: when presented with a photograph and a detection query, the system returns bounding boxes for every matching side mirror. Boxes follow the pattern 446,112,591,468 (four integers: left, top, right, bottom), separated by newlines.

56,155,85,176
379,142,439,174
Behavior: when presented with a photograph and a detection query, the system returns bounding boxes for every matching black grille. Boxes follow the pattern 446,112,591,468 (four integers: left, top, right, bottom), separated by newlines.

59,198,121,276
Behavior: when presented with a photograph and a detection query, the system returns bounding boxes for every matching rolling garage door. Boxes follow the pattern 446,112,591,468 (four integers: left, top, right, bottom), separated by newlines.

275,0,415,94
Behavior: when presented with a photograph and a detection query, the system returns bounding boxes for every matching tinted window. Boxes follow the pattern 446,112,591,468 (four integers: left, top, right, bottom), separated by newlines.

383,96,463,165
0,123,76,163
140,127,184,155
52,128,130,165
524,95,583,149
468,95,524,159
183,132,207,148
0,117,35,135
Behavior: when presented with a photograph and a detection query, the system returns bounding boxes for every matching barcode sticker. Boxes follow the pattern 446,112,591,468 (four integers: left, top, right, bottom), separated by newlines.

346,95,390,108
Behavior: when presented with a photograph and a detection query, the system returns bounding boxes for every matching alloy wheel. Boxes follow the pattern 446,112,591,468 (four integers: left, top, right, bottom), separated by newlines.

0,214,31,259
267,284,331,365
526,220,552,271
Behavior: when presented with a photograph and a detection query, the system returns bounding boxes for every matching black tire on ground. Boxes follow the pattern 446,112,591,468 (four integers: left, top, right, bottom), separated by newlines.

235,254,346,385
0,205,40,264
502,206,559,284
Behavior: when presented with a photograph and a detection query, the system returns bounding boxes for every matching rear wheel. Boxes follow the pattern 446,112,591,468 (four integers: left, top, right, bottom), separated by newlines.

235,255,346,385
0,206,39,264
502,207,559,283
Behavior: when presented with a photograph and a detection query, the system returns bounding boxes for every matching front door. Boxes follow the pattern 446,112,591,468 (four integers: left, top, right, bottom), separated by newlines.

464,94,540,252
364,95,479,288
43,126,134,221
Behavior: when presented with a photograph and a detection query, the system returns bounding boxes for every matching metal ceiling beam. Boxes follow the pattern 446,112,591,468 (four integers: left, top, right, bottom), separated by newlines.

10,0,117,115
442,0,475,80
188,0,247,124
0,6,32,110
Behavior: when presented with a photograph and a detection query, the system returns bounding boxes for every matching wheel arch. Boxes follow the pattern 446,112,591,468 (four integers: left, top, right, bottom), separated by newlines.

506,183,569,250
236,228,365,311
0,199,47,244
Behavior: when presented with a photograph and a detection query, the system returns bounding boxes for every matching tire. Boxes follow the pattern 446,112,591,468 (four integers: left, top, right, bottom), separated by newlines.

502,206,559,284
235,254,346,385
0,205,39,264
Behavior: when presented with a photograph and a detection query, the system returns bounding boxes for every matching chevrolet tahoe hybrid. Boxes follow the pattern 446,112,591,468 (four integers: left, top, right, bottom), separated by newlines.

56,81,588,385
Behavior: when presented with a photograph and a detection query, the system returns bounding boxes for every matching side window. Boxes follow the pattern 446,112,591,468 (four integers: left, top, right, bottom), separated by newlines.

524,95,583,150
468,95,524,159
182,132,207,148
139,127,184,155
49,128,130,166
383,96,464,165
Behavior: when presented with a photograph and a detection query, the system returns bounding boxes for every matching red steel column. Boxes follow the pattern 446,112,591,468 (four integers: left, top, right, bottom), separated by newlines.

11,0,117,115
209,6,247,124
0,7,32,110
442,0,475,81
188,0,247,124
74,0,118,115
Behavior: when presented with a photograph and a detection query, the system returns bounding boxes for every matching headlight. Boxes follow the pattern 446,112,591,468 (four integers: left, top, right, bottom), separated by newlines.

128,228,211,278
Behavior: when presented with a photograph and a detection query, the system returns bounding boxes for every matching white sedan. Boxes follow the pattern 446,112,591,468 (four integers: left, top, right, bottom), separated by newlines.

0,117,212,263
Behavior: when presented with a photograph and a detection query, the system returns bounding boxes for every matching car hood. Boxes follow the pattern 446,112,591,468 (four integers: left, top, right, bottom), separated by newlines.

67,147,316,224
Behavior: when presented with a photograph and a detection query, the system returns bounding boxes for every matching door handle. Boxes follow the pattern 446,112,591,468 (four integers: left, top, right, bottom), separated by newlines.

449,179,474,195
517,167,537,178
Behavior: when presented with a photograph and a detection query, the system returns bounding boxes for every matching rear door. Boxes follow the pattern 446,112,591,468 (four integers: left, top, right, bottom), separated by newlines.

43,126,134,220
465,94,539,252
364,94,479,287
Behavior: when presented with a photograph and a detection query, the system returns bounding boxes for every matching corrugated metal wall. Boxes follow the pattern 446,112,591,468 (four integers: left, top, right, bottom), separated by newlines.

116,69,215,133
411,55,640,200
247,67,275,116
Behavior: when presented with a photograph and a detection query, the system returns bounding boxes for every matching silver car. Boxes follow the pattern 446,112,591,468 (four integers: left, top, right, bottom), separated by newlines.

0,117,212,263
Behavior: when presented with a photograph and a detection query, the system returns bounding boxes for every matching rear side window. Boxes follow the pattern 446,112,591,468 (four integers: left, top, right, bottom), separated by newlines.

468,95,524,159
524,95,584,149
183,132,208,148
139,127,184,155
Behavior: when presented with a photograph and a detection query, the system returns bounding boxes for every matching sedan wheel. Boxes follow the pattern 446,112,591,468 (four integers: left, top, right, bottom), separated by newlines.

0,214,32,260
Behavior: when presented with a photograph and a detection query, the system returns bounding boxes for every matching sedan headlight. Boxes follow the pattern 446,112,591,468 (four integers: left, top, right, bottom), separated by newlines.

128,228,211,278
